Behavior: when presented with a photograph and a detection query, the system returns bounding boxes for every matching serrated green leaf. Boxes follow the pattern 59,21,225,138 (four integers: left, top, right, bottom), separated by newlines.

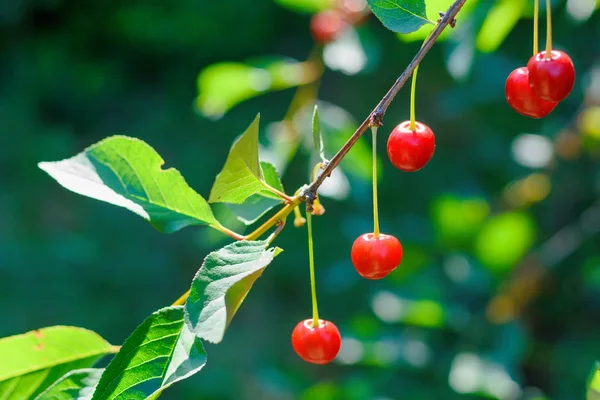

312,106,326,162
0,327,116,400
35,368,103,400
476,0,526,52
196,57,319,118
367,0,432,34
274,0,336,14
91,306,206,400
209,115,282,205
227,162,284,225
39,136,220,234
185,240,281,344
588,362,600,400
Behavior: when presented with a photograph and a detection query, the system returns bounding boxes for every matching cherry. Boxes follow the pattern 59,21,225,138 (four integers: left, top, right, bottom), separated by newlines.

505,67,557,119
291,319,341,364
386,121,435,172
310,10,346,44
527,50,575,102
338,0,369,25
351,233,403,279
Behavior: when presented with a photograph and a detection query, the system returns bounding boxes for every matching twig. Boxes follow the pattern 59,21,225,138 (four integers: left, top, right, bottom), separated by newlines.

300,0,468,204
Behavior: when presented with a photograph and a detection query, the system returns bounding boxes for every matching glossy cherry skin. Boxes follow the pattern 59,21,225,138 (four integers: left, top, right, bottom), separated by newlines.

505,67,558,119
387,121,435,172
291,319,341,364
351,233,403,279
527,50,575,102
310,10,346,44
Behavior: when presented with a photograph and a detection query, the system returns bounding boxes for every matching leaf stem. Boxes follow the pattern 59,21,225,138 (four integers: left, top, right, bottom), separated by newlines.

213,223,245,241
172,290,190,306
262,183,294,203
533,0,539,55
306,212,320,327
409,65,420,131
245,197,301,241
545,0,552,58
371,127,380,237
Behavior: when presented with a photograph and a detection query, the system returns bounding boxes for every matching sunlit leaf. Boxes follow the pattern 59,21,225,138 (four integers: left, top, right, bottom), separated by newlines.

587,362,600,400
312,105,326,162
196,57,319,118
39,136,220,234
91,307,206,400
432,194,490,246
367,0,432,34
226,162,285,225
35,368,103,400
185,240,282,344
0,327,116,400
476,0,526,52
475,212,536,272
397,0,479,42
209,115,283,205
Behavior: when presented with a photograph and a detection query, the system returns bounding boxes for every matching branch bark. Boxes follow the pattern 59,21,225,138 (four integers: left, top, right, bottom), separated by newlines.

300,0,468,206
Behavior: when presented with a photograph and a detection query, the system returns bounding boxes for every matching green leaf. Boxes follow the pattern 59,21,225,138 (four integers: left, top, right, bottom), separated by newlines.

209,115,282,205
226,162,284,225
196,57,319,118
39,136,219,234
367,0,432,34
0,327,116,400
274,0,336,14
475,211,536,272
476,0,526,52
588,362,600,400
312,106,326,162
35,368,103,400
185,240,282,344
91,306,207,400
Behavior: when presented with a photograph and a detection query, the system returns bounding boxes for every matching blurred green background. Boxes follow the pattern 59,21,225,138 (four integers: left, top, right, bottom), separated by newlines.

1,0,600,398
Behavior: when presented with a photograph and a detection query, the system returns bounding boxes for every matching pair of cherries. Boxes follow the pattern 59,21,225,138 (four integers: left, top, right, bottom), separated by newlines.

291,121,436,365
505,50,575,118
352,121,435,279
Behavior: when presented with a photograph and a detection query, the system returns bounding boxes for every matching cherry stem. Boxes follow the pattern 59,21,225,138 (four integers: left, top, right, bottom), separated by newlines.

533,0,539,55
409,64,420,131
371,127,380,238
306,212,320,327
545,0,552,58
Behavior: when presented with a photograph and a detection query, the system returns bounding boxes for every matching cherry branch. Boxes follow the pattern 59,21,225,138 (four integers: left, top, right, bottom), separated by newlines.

300,0,468,207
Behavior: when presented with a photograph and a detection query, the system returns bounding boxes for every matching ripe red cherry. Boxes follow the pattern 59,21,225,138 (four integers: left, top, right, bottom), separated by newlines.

527,50,575,102
310,10,346,44
387,121,435,172
291,319,341,364
351,233,403,279
505,67,558,119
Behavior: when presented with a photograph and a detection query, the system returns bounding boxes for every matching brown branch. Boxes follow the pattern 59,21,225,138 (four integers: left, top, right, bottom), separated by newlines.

300,0,468,205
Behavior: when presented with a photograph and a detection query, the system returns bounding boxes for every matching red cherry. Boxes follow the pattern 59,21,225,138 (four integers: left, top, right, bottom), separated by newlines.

351,233,403,279
310,10,346,44
527,50,575,102
386,121,435,172
505,67,558,119
291,319,341,364
338,0,369,25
